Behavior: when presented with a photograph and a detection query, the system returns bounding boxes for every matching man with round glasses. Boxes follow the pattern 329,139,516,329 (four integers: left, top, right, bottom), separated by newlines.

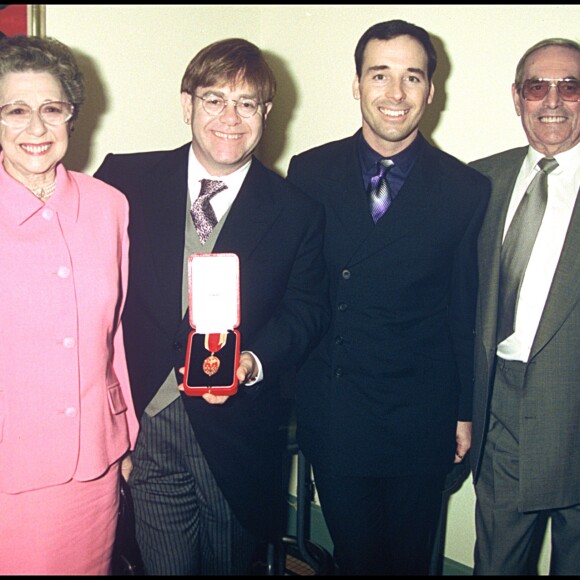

94,37,329,575
194,93,261,118
470,37,580,575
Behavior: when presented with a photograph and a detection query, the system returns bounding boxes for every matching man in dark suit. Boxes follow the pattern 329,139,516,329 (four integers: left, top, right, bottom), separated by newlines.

286,20,490,575
470,38,580,575
94,38,329,575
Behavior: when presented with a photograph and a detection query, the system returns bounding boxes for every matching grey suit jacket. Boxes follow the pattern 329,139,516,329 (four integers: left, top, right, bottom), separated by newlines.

470,146,580,511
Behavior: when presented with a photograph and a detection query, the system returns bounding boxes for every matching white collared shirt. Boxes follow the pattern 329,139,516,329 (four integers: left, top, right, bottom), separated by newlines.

497,142,580,362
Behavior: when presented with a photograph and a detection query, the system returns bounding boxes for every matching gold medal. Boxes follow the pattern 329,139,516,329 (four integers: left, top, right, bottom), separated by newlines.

202,333,227,377
203,354,220,376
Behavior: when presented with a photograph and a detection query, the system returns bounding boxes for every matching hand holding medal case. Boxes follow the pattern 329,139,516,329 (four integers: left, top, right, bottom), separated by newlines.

183,253,240,396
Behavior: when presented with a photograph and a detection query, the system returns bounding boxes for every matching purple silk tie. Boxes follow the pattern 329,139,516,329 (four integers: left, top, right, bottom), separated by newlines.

369,159,395,223
190,179,227,244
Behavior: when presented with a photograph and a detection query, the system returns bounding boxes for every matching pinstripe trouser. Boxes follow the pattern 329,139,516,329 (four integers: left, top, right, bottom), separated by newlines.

128,398,258,575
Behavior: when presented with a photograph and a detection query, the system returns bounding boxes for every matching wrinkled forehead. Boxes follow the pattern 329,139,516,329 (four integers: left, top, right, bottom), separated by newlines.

524,45,580,80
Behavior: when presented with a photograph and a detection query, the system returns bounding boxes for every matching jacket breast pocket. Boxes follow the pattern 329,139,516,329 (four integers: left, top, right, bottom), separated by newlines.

107,383,128,415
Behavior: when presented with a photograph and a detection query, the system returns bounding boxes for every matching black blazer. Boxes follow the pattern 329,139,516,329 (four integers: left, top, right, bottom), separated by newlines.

287,131,490,478
95,143,329,540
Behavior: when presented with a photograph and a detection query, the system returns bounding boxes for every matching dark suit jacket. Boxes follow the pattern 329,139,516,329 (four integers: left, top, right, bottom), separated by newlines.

287,131,490,478
95,143,329,540
470,147,580,511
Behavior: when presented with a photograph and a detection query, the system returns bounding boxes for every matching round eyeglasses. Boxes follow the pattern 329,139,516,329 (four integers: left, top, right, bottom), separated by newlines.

194,94,262,118
520,78,580,102
0,101,75,129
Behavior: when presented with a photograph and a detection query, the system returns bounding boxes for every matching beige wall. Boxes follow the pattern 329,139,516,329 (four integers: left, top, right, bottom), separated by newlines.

45,4,578,572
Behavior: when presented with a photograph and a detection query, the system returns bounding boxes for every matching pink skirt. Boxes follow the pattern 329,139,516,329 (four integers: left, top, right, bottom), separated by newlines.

0,463,120,575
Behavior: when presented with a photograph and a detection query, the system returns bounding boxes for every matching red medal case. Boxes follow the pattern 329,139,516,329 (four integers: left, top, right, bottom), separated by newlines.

183,253,240,396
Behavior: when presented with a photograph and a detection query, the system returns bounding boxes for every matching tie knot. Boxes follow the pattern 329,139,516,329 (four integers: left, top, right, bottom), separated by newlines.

199,178,227,199
537,157,558,175
376,158,394,178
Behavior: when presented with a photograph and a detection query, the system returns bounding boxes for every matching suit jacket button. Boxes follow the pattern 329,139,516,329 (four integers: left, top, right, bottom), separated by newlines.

342,269,351,280
338,303,348,312
172,341,182,351
335,335,344,345
334,367,343,378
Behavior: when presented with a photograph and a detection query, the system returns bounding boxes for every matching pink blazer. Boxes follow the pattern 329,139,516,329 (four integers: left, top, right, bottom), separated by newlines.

0,159,139,493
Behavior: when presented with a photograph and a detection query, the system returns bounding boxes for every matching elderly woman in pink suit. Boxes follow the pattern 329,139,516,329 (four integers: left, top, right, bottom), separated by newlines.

0,35,139,575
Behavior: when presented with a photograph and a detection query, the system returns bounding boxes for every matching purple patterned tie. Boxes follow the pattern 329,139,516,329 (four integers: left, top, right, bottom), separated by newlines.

369,159,395,223
190,179,227,244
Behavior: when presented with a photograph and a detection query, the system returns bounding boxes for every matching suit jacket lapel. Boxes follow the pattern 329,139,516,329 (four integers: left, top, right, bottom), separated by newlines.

212,158,284,264
323,135,374,246
478,171,518,354
477,148,526,356
141,145,189,329
530,189,580,358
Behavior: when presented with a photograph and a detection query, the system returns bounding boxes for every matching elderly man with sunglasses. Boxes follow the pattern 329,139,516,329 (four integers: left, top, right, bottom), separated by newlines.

469,37,580,575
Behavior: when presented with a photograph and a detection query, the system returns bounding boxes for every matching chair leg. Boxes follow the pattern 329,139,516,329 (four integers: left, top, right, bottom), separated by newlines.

265,538,286,576
295,450,336,574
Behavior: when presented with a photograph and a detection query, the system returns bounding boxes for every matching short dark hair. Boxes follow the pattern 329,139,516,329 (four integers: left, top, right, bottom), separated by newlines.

514,37,580,88
354,20,437,81
180,38,276,104
0,35,85,120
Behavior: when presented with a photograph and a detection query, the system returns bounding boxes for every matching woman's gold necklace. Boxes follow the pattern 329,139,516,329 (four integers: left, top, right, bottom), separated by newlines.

28,181,56,202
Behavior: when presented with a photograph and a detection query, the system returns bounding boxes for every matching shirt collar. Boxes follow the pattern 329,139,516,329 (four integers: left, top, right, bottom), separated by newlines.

187,146,251,201
525,141,580,178
0,156,79,225
358,131,424,180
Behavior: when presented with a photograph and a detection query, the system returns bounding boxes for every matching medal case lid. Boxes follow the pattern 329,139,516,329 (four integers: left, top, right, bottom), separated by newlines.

188,252,240,332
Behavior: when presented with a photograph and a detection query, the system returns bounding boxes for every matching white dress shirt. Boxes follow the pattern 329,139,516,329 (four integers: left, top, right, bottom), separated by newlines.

497,142,580,362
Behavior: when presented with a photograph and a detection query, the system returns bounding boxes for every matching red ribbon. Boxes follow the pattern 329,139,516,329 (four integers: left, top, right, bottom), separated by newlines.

205,333,227,354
